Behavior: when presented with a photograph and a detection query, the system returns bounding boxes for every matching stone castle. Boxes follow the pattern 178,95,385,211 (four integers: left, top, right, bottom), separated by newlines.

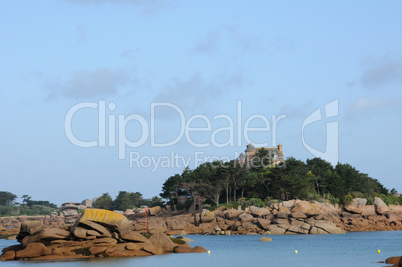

237,143,285,169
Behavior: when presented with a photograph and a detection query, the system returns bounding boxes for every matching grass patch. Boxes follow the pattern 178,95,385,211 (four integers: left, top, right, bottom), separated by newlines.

141,232,152,239
71,247,91,256
170,237,186,244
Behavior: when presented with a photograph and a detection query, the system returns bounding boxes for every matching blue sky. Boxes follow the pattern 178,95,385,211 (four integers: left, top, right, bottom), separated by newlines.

1,1,401,205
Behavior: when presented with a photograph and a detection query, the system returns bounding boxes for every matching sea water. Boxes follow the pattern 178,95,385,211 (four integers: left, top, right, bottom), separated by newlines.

1,231,401,267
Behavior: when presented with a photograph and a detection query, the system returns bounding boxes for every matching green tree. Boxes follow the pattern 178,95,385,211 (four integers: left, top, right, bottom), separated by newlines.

113,191,143,210
94,193,113,210
197,163,224,206
22,195,32,206
160,174,183,203
149,196,164,207
306,158,333,195
0,191,17,206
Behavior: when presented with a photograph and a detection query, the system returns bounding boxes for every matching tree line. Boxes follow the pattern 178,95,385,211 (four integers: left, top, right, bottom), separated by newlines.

0,190,165,216
0,192,57,216
160,150,399,208
94,191,164,211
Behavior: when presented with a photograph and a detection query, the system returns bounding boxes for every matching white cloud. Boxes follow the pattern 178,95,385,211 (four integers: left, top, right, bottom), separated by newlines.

346,97,402,117
193,31,221,54
279,100,314,119
154,71,245,112
45,68,130,99
193,25,264,54
361,55,402,89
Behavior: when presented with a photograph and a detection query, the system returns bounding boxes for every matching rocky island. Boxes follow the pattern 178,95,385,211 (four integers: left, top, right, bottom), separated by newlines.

2,195,402,261
0,209,206,261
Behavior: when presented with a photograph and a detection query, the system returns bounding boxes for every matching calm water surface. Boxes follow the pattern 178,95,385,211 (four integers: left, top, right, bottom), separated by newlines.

1,231,401,267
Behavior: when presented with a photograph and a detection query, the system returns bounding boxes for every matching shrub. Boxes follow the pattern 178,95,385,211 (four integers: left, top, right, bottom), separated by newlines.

71,247,91,256
244,198,265,208
176,203,184,211
350,191,364,198
341,193,353,206
202,204,211,210
305,192,324,202
141,233,152,239
225,203,237,209
170,237,186,244
365,195,374,205
183,199,193,211
0,206,20,216
322,193,339,205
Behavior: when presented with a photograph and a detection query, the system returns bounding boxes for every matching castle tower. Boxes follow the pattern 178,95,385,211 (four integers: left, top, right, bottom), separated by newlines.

278,144,283,153
245,143,257,169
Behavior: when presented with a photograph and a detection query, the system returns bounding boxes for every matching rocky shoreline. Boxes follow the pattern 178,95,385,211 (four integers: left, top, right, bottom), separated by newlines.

0,209,206,261
1,197,402,261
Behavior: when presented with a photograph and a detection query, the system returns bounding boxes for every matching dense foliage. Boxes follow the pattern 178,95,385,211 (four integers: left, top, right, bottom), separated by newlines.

160,153,397,207
0,192,58,216
94,191,164,211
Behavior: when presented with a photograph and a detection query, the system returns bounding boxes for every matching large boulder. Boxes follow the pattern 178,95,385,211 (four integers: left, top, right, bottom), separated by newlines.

282,200,299,209
310,226,329,234
166,219,187,230
124,209,135,217
241,222,259,231
37,228,70,241
87,230,101,237
72,227,87,239
78,220,112,237
89,245,108,255
141,242,163,255
362,205,376,216
200,209,215,223
148,232,174,252
249,206,270,217
291,201,320,216
149,206,162,216
63,209,78,216
120,232,148,243
19,221,43,236
374,197,390,215
238,213,253,223
344,198,367,214
287,220,311,234
223,209,244,219
1,250,16,260
272,218,290,225
259,237,272,242
91,237,118,246
313,220,344,234
81,199,93,208
290,211,307,219
17,221,44,243
385,256,402,266
256,218,271,230
113,210,124,215
267,225,286,235
61,202,80,210
174,246,207,253
15,243,51,259
75,209,130,234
